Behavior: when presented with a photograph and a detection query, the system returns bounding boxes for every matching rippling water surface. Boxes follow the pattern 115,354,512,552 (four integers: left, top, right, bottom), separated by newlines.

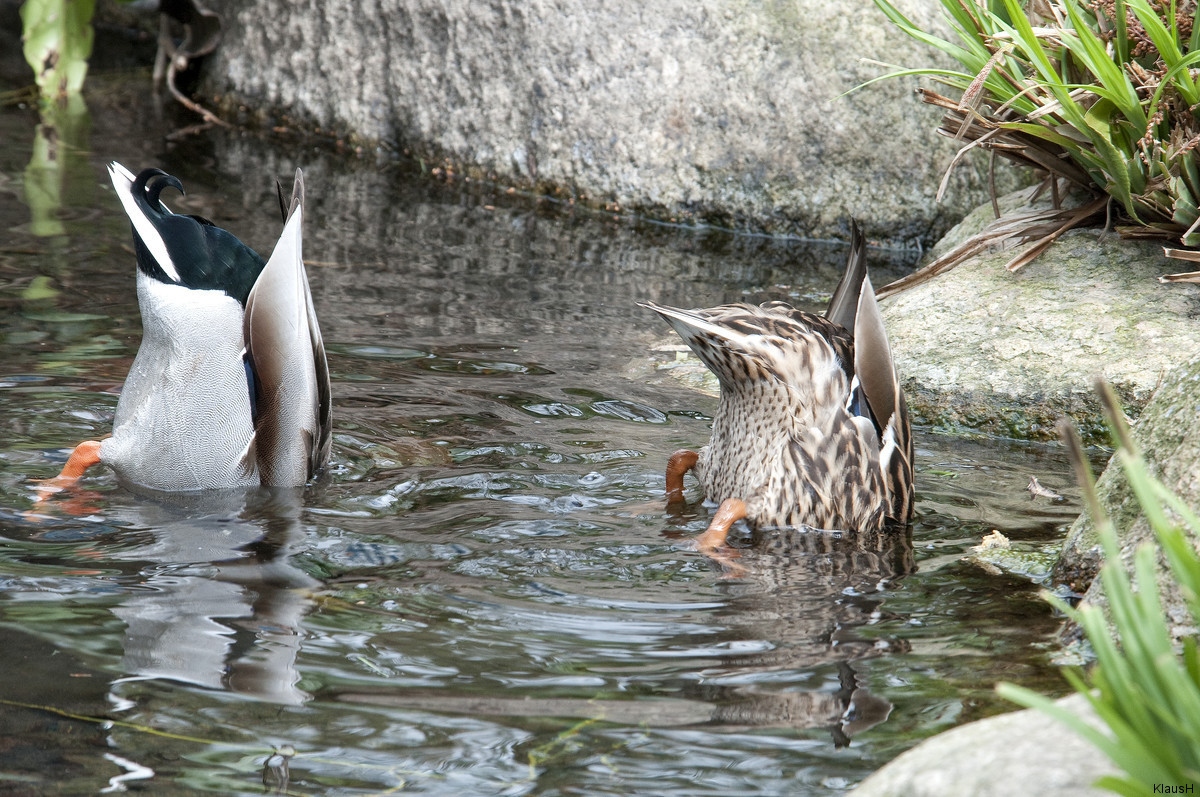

0,75,1085,795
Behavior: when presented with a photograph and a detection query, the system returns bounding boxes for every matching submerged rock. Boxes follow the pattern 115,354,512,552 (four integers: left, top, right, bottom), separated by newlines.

203,0,1016,246
881,191,1200,442
850,694,1115,797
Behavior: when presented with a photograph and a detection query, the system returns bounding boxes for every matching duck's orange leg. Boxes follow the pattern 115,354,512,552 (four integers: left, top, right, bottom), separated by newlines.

693,497,746,552
665,449,699,504
43,440,102,488
29,440,103,512
58,440,103,481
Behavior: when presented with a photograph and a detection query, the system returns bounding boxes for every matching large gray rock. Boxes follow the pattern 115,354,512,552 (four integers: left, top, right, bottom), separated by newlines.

852,694,1116,797
881,191,1200,441
1055,351,1200,640
202,0,1015,246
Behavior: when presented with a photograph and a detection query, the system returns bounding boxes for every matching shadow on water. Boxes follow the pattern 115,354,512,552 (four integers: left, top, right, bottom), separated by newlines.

0,69,1087,794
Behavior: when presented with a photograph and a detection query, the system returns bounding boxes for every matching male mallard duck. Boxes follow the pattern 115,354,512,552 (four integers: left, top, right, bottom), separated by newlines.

640,222,913,550
49,162,331,491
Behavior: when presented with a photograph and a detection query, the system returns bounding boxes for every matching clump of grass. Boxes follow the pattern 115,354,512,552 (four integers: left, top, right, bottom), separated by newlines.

870,0,1200,294
997,379,1200,794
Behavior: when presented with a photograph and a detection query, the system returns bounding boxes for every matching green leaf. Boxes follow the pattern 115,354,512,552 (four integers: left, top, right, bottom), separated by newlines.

1190,0,1200,55
998,0,1091,130
20,0,96,102
1182,155,1200,202
871,0,980,67
1145,49,1200,129
843,67,975,99
1083,124,1140,215
996,120,1091,151
998,386,1200,793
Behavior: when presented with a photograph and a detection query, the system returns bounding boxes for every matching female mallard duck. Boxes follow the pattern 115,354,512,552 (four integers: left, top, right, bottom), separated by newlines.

49,162,331,491
640,222,913,550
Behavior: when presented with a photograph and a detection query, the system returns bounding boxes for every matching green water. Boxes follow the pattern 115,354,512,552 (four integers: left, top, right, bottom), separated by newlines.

0,75,1084,795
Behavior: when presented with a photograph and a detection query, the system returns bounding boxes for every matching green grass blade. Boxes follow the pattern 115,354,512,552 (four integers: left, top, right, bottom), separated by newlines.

1190,0,1200,55
872,0,980,66
997,682,1115,751
998,0,1091,130
1114,0,1131,64
942,0,1001,60
1145,49,1200,128
1093,774,1156,797
1061,0,1146,128
996,119,1093,150
1015,393,1200,792
1126,0,1198,103
845,67,975,98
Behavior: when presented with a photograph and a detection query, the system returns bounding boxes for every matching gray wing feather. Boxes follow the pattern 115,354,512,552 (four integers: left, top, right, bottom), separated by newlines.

852,274,896,438
852,273,913,520
307,263,333,477
287,168,332,476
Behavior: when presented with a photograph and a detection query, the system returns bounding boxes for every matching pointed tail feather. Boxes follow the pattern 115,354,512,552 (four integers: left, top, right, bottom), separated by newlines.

276,168,305,222
826,220,868,333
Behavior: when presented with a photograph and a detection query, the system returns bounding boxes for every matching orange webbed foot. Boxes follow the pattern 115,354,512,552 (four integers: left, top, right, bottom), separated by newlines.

51,440,103,484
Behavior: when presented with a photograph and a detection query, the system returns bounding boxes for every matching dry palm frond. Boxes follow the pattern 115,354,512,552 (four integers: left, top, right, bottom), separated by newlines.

1159,245,1200,281
876,192,1107,299
919,89,1096,190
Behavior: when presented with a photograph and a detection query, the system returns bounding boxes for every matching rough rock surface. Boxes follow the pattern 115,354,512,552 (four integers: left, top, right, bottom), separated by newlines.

881,189,1200,441
1055,351,1200,639
202,0,1017,246
851,694,1115,797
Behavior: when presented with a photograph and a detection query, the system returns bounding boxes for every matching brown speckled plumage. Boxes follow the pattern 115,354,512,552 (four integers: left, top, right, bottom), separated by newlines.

641,222,913,537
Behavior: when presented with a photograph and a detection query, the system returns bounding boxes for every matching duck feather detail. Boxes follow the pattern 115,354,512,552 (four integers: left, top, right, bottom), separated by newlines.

641,219,913,534
243,168,331,486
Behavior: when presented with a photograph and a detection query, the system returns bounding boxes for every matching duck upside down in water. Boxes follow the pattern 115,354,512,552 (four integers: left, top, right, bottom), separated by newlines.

49,162,331,491
640,222,913,550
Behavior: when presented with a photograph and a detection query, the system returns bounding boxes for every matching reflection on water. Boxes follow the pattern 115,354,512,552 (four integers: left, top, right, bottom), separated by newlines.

110,489,316,705
22,488,315,704
0,76,1084,794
